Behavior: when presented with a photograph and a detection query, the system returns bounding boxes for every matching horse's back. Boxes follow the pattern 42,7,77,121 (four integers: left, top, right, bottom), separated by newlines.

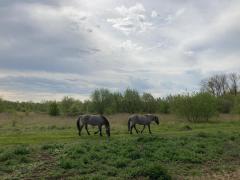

88,115,105,126
131,115,151,125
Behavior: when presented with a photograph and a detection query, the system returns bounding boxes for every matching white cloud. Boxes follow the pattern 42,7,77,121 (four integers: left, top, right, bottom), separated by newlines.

119,40,142,51
107,3,152,35
151,10,158,18
175,8,185,17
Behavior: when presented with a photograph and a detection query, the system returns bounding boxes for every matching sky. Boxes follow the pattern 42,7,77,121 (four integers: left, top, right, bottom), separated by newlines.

0,0,240,102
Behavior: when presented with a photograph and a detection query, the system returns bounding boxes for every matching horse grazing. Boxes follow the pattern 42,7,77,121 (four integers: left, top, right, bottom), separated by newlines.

128,114,159,134
77,115,110,137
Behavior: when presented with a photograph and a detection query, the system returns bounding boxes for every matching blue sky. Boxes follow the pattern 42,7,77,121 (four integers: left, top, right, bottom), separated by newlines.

0,0,240,101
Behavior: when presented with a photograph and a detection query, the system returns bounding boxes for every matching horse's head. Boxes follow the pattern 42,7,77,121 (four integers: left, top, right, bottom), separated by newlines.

154,115,159,125
102,116,111,137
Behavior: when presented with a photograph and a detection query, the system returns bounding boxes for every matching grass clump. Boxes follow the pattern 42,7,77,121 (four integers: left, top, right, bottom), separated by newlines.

130,163,171,180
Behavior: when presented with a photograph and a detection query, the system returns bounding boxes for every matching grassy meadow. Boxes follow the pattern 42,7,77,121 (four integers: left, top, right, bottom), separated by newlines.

0,113,240,179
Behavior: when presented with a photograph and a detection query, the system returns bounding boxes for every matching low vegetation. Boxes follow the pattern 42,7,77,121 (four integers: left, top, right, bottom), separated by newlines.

0,113,240,179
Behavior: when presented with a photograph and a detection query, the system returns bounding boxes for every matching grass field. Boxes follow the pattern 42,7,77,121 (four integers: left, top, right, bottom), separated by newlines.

0,113,240,179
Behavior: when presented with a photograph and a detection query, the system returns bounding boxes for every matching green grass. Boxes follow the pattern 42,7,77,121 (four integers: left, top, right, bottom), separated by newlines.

0,113,240,179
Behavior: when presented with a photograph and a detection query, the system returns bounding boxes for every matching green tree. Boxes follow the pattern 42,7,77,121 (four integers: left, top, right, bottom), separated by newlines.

111,92,124,113
48,101,60,116
123,89,141,113
69,101,83,116
156,98,170,114
142,93,157,113
91,89,112,114
61,96,75,115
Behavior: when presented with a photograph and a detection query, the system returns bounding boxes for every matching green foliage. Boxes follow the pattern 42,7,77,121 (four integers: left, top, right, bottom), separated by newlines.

69,101,83,116
142,93,157,113
60,97,75,115
48,101,60,116
0,98,4,113
131,163,171,180
156,98,170,114
91,89,112,114
111,92,124,113
217,95,234,113
0,86,240,116
230,95,240,114
123,89,142,113
172,93,217,122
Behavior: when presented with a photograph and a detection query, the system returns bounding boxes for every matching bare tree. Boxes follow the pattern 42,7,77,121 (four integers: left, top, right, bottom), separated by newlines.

200,74,230,96
218,74,229,95
229,73,239,96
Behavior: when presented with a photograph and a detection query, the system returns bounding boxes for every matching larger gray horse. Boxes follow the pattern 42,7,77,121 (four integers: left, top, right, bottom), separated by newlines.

77,115,110,137
128,114,159,134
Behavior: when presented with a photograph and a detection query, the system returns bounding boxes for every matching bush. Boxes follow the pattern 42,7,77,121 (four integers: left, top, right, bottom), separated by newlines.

172,93,217,122
156,98,170,114
48,101,60,116
60,96,75,115
232,96,240,114
217,95,234,113
69,102,82,116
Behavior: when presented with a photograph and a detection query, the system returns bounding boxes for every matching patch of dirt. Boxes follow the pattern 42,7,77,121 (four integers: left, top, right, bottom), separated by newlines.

175,168,240,180
26,152,58,179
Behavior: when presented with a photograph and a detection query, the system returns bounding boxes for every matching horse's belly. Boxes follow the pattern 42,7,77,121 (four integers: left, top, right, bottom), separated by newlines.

137,121,146,125
88,119,103,126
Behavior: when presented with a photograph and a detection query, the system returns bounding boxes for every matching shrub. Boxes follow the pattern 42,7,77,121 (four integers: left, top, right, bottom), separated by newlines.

69,102,82,116
48,101,60,116
60,96,75,115
217,95,234,113
172,93,217,122
156,98,170,114
232,96,240,114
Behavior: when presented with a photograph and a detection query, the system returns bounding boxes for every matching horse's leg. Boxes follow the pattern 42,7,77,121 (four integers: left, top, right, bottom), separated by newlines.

147,124,152,134
130,124,133,134
79,124,84,136
85,124,90,135
141,125,146,134
133,125,139,134
94,130,99,134
98,125,102,136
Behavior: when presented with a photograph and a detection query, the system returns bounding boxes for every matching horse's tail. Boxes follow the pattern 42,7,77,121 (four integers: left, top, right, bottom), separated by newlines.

76,116,81,131
128,117,132,132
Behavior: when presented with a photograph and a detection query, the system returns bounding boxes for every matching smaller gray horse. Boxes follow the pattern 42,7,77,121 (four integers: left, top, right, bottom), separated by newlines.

128,114,159,134
77,115,110,137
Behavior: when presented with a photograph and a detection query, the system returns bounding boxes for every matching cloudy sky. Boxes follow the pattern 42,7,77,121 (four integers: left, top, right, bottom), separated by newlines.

0,0,240,102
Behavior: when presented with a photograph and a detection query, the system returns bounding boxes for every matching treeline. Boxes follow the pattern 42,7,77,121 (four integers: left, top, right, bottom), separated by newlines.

0,73,239,122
